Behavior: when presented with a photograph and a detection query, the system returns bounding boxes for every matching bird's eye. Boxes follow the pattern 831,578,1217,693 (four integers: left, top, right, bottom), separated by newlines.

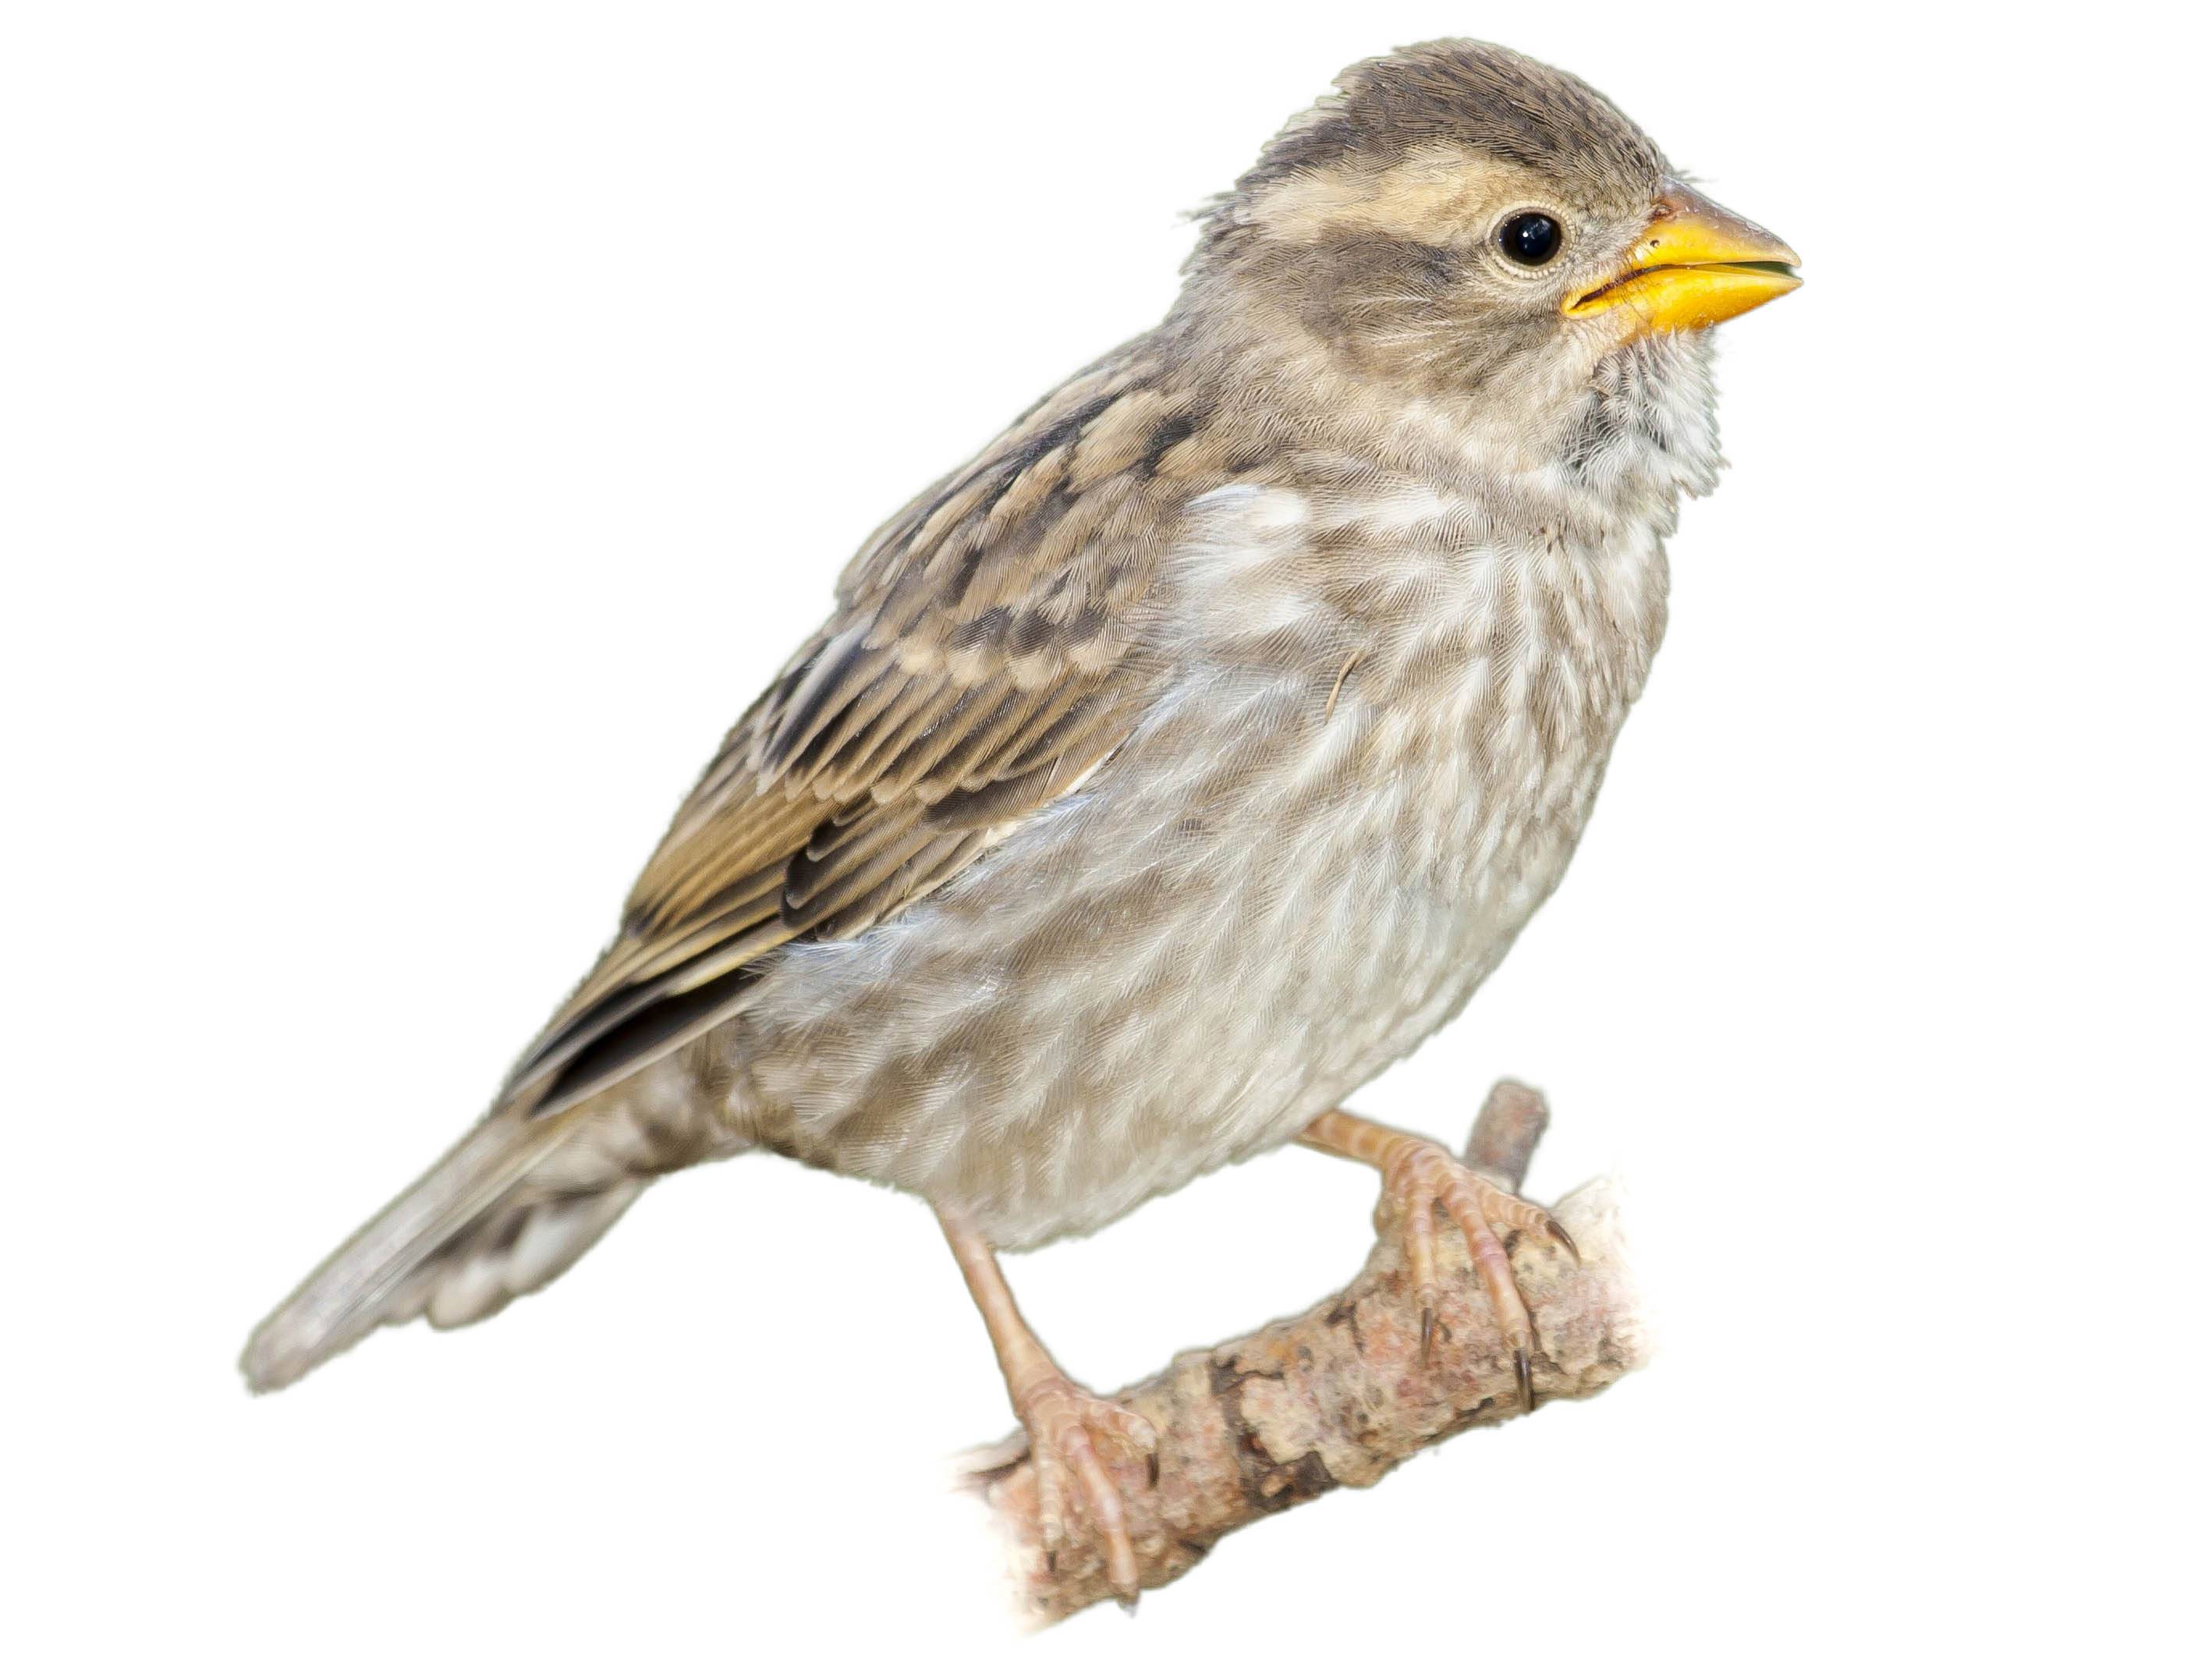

1498,212,1562,267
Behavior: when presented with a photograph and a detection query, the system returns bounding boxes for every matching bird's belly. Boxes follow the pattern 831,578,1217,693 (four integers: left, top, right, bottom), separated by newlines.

728,639,1628,1249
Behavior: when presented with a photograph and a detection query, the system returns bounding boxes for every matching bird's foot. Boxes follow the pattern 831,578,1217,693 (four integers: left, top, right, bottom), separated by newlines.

1016,1372,1159,1606
1377,1135,1576,1407
939,1208,1160,1606
1303,1110,1576,1410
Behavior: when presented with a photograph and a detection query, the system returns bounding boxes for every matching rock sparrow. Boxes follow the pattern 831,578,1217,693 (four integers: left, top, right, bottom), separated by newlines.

243,39,1799,1601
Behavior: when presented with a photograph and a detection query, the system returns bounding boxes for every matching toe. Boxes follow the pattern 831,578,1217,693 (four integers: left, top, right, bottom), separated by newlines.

1059,1422,1140,1603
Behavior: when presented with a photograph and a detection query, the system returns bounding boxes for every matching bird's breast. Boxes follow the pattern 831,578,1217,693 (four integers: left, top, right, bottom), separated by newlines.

1169,475,1672,862
1122,473,1673,1082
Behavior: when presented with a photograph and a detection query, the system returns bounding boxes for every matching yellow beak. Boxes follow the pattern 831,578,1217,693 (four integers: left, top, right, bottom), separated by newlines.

1565,183,1800,332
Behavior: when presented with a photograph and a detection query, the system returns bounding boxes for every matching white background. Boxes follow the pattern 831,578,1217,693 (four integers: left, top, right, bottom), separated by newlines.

5,3,2206,1654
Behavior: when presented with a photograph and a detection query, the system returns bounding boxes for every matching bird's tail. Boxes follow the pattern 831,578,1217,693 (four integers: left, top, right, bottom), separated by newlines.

239,1105,644,1393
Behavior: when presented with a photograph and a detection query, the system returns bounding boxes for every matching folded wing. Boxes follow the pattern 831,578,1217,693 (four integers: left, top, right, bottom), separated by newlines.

505,352,1216,1118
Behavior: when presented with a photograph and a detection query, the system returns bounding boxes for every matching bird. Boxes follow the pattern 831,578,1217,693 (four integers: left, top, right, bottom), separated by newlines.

243,38,1799,1601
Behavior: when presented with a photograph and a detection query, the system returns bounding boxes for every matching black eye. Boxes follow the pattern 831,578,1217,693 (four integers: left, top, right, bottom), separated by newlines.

1499,212,1562,267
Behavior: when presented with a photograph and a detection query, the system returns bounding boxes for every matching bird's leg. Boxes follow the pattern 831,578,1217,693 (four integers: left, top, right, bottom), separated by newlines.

938,1209,1158,1605
1299,1108,1578,1409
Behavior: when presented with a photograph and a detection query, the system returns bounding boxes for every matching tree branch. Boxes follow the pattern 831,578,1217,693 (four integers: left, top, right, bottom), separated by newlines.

959,1080,1645,1625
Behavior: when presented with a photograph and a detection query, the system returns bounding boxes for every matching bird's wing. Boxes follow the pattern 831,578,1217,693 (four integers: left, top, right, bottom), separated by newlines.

504,350,1219,1117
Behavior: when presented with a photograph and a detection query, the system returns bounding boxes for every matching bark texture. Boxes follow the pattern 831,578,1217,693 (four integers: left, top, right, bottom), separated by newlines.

961,1081,1644,1625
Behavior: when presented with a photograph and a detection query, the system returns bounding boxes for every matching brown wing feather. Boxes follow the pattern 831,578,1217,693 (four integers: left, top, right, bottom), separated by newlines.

504,348,1218,1116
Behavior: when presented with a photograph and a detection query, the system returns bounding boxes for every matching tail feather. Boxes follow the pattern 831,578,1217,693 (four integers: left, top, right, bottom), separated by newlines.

241,1111,565,1392
243,1045,742,1391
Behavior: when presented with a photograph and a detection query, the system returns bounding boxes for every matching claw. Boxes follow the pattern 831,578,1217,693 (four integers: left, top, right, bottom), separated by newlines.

1419,1304,1436,1360
1514,1348,1533,1413
1547,1216,1582,1265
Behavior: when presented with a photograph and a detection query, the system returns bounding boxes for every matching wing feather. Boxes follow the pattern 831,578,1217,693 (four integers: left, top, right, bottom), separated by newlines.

505,351,1217,1116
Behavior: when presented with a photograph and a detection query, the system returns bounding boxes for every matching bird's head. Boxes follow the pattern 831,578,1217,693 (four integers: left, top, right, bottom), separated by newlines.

1189,41,1799,421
